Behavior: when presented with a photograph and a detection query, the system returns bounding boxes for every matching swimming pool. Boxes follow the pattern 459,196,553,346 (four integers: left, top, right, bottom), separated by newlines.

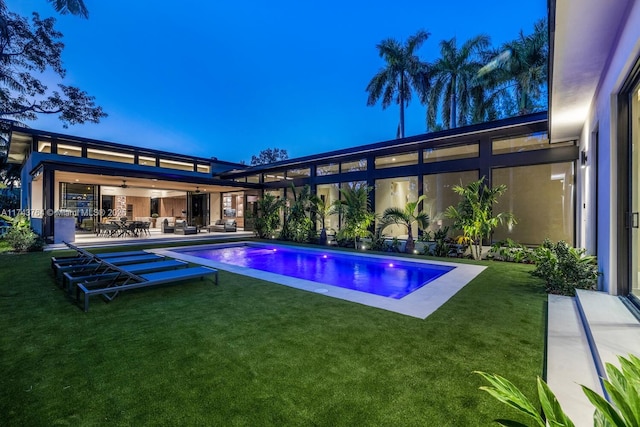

152,242,486,318
171,244,453,299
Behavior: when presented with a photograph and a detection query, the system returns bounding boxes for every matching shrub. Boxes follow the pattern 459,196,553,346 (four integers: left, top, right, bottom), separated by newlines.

5,227,44,252
488,238,535,263
531,239,598,295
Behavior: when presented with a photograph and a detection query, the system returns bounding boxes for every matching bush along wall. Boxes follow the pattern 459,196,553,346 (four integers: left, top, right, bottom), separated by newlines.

530,239,599,296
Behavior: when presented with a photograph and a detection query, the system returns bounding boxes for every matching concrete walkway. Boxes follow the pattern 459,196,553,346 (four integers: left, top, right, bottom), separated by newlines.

546,290,640,425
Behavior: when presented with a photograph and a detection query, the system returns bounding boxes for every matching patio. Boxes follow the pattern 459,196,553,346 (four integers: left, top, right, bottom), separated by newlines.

47,227,254,250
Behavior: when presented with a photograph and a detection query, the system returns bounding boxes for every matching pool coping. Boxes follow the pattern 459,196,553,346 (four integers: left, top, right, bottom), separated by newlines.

150,241,487,319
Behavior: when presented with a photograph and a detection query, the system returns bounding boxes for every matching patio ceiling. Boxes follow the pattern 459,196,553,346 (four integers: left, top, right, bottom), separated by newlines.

53,171,245,194
549,0,633,142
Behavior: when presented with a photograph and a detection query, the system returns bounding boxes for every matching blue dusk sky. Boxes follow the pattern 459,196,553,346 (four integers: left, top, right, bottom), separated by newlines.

6,0,546,164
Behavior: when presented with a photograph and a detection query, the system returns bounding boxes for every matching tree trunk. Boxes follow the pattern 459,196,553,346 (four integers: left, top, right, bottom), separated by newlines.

405,225,415,253
399,73,405,138
449,75,457,128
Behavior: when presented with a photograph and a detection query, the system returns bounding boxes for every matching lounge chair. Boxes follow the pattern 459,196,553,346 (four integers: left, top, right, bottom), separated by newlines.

76,264,218,312
161,219,174,233
63,260,187,294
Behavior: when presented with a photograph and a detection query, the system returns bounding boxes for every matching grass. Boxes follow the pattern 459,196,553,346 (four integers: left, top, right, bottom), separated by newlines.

0,240,547,426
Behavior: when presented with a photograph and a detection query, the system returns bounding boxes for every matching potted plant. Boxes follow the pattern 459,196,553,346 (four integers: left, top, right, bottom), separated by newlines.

150,213,159,227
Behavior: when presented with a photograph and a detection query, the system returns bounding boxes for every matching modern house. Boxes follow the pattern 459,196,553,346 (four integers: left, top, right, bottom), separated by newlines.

1,0,639,419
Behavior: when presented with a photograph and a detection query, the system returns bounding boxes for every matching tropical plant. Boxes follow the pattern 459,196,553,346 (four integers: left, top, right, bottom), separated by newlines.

499,19,548,115
249,193,284,239
476,353,640,427
377,194,430,253
426,34,490,130
531,239,599,295
445,177,516,260
334,184,376,248
311,194,338,245
488,238,535,263
0,213,44,251
366,29,430,139
281,185,316,243
46,0,89,17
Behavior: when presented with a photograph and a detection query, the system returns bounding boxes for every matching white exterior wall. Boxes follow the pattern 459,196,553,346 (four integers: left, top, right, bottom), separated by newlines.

578,1,640,294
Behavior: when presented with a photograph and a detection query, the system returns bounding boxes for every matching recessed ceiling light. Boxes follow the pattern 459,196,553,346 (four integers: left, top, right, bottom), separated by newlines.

75,179,79,182
391,157,396,162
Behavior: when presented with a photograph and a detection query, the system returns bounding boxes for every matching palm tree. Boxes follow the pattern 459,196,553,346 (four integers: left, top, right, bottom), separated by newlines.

335,184,376,248
250,193,285,239
366,30,430,139
445,177,516,260
378,195,430,253
501,19,548,115
47,0,89,18
426,34,490,130
311,194,338,245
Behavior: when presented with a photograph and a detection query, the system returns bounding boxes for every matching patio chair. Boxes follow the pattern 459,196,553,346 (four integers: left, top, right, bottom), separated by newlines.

75,263,218,312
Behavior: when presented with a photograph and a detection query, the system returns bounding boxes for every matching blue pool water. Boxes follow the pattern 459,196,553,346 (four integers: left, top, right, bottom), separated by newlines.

177,244,454,299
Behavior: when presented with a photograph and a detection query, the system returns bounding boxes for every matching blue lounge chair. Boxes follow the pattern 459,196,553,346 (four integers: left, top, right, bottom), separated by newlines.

119,259,188,275
76,265,218,312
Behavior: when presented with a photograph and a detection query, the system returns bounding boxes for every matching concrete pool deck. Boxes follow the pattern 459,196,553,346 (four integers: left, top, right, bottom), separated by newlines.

150,241,486,319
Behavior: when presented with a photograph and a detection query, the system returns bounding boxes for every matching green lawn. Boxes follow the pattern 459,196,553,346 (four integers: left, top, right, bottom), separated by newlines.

0,241,547,426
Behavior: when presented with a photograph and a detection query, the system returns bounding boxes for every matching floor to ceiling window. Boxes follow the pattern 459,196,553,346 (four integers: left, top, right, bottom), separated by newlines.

629,77,640,301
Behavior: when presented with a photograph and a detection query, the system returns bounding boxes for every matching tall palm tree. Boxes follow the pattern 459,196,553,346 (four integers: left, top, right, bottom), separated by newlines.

501,19,548,115
366,30,430,139
47,0,89,18
378,195,430,254
426,34,490,130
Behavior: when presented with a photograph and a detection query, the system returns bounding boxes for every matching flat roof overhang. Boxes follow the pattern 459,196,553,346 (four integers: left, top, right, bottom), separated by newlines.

33,160,260,193
549,0,634,142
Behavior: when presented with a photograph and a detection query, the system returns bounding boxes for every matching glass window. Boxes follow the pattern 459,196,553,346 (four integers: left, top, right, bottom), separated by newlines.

316,183,340,231
375,177,419,237
87,148,134,164
38,141,51,153
317,163,339,176
423,171,479,234
263,171,287,182
60,182,98,226
341,159,367,172
492,163,574,245
287,168,311,178
138,155,156,166
246,174,260,183
375,152,419,169
57,144,82,157
423,144,478,163
492,132,573,154
197,164,210,173
265,189,285,229
234,177,246,183
159,159,194,171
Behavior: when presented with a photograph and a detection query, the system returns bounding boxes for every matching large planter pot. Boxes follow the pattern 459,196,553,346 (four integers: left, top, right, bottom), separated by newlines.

54,216,75,243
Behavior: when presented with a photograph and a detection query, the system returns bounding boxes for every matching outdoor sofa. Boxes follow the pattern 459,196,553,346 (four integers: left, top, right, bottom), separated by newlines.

208,219,237,232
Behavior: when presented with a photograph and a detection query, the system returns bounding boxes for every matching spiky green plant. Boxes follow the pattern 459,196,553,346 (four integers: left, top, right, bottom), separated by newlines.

378,195,430,253
445,177,516,260
476,354,640,427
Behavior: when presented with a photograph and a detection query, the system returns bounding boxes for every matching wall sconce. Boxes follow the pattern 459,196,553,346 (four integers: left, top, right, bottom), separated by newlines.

580,150,588,168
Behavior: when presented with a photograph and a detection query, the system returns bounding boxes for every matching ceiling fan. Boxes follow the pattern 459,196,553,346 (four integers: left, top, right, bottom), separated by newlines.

120,180,129,188
195,186,201,194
